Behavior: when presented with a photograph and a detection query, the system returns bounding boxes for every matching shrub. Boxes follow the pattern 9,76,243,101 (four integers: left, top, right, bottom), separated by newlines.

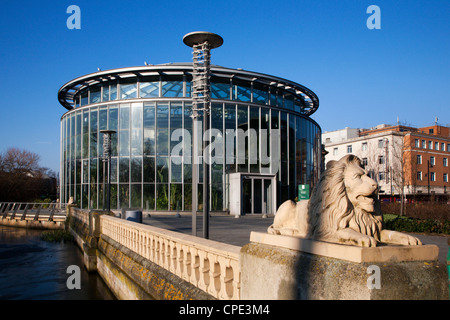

41,229,74,242
384,216,450,234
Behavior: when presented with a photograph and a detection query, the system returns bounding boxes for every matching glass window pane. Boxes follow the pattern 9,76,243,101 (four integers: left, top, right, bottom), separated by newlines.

110,83,118,100
102,84,110,102
211,77,231,100
90,85,101,104
184,184,192,211
120,104,130,130
119,157,129,182
108,106,118,130
144,102,156,155
156,184,168,210
140,77,159,98
171,159,182,182
131,157,142,183
253,82,269,105
143,156,155,183
156,157,169,183
99,107,108,131
110,157,118,183
119,183,129,209
170,184,182,210
143,184,155,211
119,130,129,156
162,77,183,97
120,81,137,99
131,184,142,208
80,90,88,106
157,103,169,128
234,80,251,102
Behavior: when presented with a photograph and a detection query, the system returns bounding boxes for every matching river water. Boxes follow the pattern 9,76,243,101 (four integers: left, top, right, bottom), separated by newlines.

0,225,115,300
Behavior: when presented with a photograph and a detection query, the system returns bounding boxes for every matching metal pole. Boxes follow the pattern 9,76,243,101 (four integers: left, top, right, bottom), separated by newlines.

101,130,116,213
183,32,223,239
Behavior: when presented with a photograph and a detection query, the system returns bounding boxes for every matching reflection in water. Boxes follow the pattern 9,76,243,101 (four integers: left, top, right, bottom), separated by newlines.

0,226,115,300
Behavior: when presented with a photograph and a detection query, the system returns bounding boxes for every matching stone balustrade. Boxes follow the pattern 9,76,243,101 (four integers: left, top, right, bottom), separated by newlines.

100,215,241,300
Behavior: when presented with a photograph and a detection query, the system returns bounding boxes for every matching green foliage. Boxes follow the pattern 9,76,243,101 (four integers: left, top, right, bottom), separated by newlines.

384,215,450,234
41,229,74,242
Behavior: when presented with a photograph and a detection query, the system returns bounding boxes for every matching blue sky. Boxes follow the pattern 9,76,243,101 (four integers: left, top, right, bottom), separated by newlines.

0,0,448,173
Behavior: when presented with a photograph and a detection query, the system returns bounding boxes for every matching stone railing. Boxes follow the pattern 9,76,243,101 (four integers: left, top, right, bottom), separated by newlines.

100,215,241,300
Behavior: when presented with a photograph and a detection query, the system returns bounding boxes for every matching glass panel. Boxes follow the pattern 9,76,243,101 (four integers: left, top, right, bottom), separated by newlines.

119,130,129,156
131,157,142,183
233,79,251,102
143,184,155,211
156,184,168,210
140,76,159,98
110,157,117,183
82,159,89,184
211,183,223,211
237,105,248,172
82,111,89,158
131,184,142,208
90,109,98,158
119,157,129,182
243,179,251,214
80,90,88,106
102,84,110,102
184,184,192,210
110,184,117,209
156,157,169,183
143,156,155,183
162,77,183,97
110,83,118,101
254,179,262,213
250,106,259,172
120,80,137,99
284,92,294,110
120,104,130,130
253,82,269,105
144,102,156,155
131,103,143,156
211,77,230,100
98,108,108,130
108,106,118,130
224,104,236,173
264,179,272,214
183,161,192,183
170,184,182,210
90,85,101,104
119,183,129,209
171,158,182,182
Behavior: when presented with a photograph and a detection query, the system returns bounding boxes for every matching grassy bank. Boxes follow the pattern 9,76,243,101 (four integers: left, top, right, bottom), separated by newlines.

41,229,74,242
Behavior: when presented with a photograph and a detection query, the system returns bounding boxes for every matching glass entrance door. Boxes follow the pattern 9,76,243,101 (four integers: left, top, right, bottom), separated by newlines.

242,177,273,214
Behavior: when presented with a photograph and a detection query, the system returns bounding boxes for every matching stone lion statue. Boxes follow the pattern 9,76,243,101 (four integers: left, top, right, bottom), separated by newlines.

268,155,422,247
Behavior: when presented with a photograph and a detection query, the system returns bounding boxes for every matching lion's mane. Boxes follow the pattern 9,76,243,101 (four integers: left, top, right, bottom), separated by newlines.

307,155,384,241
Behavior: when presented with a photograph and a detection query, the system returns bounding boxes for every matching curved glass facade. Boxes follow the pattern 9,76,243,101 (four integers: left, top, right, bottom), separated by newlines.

59,64,321,212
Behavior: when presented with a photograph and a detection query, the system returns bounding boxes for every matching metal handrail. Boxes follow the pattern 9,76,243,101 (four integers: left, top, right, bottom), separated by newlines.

0,202,68,222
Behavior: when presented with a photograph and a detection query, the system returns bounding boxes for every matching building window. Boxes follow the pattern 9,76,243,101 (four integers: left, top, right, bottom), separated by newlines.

447,144,450,152
415,139,419,147
378,172,385,181
429,128,434,134
428,141,433,149
441,143,445,151
430,156,435,166
444,173,448,183
362,142,368,151
333,147,338,155
416,154,422,164
378,155,385,165
347,145,352,153
444,158,448,167
378,139,384,148
417,171,422,181
435,142,439,150
362,158,368,167
430,172,436,182
421,140,426,148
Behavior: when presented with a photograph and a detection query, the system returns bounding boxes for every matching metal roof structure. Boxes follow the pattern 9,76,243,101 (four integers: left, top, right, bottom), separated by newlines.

58,63,319,116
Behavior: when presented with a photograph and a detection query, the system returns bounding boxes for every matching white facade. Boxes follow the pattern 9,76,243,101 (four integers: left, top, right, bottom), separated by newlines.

323,128,405,196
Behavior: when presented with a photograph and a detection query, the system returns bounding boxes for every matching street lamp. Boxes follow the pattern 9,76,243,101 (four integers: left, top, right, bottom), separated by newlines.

183,31,223,239
100,130,116,213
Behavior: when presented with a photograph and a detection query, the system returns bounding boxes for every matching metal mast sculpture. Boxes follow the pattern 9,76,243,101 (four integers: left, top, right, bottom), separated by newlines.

183,31,223,239
100,130,116,213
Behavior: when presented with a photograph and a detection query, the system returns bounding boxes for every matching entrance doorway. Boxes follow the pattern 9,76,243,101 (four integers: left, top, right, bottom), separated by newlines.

229,173,276,216
243,177,274,214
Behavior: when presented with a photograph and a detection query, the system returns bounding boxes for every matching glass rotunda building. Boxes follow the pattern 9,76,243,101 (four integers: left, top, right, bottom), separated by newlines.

58,63,321,214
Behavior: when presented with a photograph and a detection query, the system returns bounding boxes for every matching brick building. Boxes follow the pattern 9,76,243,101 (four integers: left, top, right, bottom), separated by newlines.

323,124,450,201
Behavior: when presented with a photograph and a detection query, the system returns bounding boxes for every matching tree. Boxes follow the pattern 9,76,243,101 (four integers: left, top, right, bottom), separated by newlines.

0,148,56,202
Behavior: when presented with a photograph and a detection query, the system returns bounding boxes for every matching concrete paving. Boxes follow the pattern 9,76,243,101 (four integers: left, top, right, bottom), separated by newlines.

142,213,449,264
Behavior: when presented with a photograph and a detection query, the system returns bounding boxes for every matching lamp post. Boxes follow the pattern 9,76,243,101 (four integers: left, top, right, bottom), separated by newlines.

100,130,116,213
183,31,223,239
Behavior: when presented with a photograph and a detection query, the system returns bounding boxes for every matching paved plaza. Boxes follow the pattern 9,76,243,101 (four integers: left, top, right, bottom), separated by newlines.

142,213,449,264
